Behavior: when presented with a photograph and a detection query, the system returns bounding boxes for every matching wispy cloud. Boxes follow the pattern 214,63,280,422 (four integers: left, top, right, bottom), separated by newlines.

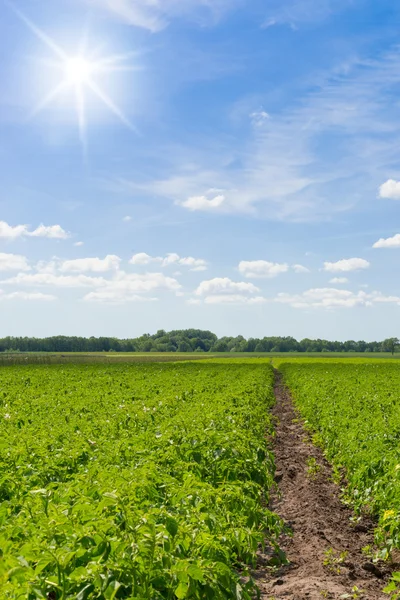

262,0,352,29
275,288,400,310
81,0,240,32
0,291,57,302
115,44,400,221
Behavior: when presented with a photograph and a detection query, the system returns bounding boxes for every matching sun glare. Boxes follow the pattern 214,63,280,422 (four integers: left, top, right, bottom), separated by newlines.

10,5,135,154
65,57,94,85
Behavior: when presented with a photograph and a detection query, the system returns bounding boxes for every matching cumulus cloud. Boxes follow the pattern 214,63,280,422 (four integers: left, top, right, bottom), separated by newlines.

275,288,400,310
123,215,132,222
1,273,105,288
82,272,181,303
292,264,310,273
181,193,225,212
323,258,370,272
276,288,371,309
130,252,207,271
0,222,29,240
238,260,289,279
195,277,259,296
29,225,70,239
2,267,182,304
373,233,400,248
60,255,121,273
129,252,153,265
378,179,400,200
329,277,349,284
0,253,30,272
204,294,266,305
74,241,84,247
0,221,70,240
83,291,158,303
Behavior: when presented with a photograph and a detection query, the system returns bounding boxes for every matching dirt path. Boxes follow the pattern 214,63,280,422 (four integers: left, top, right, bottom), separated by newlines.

256,370,391,600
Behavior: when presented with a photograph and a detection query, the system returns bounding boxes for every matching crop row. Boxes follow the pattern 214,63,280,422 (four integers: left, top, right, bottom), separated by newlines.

0,362,282,599
279,361,400,558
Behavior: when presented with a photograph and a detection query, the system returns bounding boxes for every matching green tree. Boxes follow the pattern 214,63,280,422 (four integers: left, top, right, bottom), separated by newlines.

381,337,399,355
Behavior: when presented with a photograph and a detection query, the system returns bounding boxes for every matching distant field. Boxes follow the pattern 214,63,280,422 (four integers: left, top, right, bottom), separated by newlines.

0,351,399,364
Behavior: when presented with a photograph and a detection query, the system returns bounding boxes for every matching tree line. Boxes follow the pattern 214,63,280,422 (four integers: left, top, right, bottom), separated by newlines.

0,330,398,354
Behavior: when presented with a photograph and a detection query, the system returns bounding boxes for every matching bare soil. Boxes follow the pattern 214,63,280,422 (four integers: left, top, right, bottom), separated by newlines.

255,370,392,600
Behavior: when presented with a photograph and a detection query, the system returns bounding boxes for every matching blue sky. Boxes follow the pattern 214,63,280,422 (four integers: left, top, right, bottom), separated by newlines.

1,0,400,340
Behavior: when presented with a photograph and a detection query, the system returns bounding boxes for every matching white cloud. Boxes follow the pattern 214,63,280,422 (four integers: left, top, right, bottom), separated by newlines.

60,255,121,273
130,252,207,271
276,288,371,309
1,273,105,288
373,233,400,248
29,225,70,239
123,216,132,222
195,277,259,296
74,241,84,247
0,222,29,240
2,268,181,304
0,253,30,272
175,256,207,271
292,264,310,273
0,221,70,240
378,179,400,200
329,277,349,284
82,272,181,303
83,291,158,304
129,252,153,265
238,260,289,278
123,44,400,222
250,110,270,126
81,0,238,32
204,294,266,305
0,291,57,302
275,287,400,310
323,258,370,272
181,193,225,212
262,0,351,29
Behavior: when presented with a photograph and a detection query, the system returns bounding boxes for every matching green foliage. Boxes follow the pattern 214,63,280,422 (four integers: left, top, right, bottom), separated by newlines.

0,362,283,598
0,330,397,354
279,361,400,557
384,572,400,599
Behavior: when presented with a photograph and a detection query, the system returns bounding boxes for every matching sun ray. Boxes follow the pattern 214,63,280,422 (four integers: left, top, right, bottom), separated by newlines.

9,3,67,61
96,51,140,67
87,80,135,131
75,85,87,156
30,81,69,118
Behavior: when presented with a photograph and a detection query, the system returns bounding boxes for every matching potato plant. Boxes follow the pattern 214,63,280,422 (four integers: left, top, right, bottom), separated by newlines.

0,362,282,598
279,361,400,558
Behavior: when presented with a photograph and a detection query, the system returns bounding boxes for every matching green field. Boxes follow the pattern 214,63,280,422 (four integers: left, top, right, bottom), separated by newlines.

0,362,282,599
3,356,400,597
1,351,400,366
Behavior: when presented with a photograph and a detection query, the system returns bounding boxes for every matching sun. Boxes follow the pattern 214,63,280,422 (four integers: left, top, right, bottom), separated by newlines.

10,5,135,154
65,57,94,86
